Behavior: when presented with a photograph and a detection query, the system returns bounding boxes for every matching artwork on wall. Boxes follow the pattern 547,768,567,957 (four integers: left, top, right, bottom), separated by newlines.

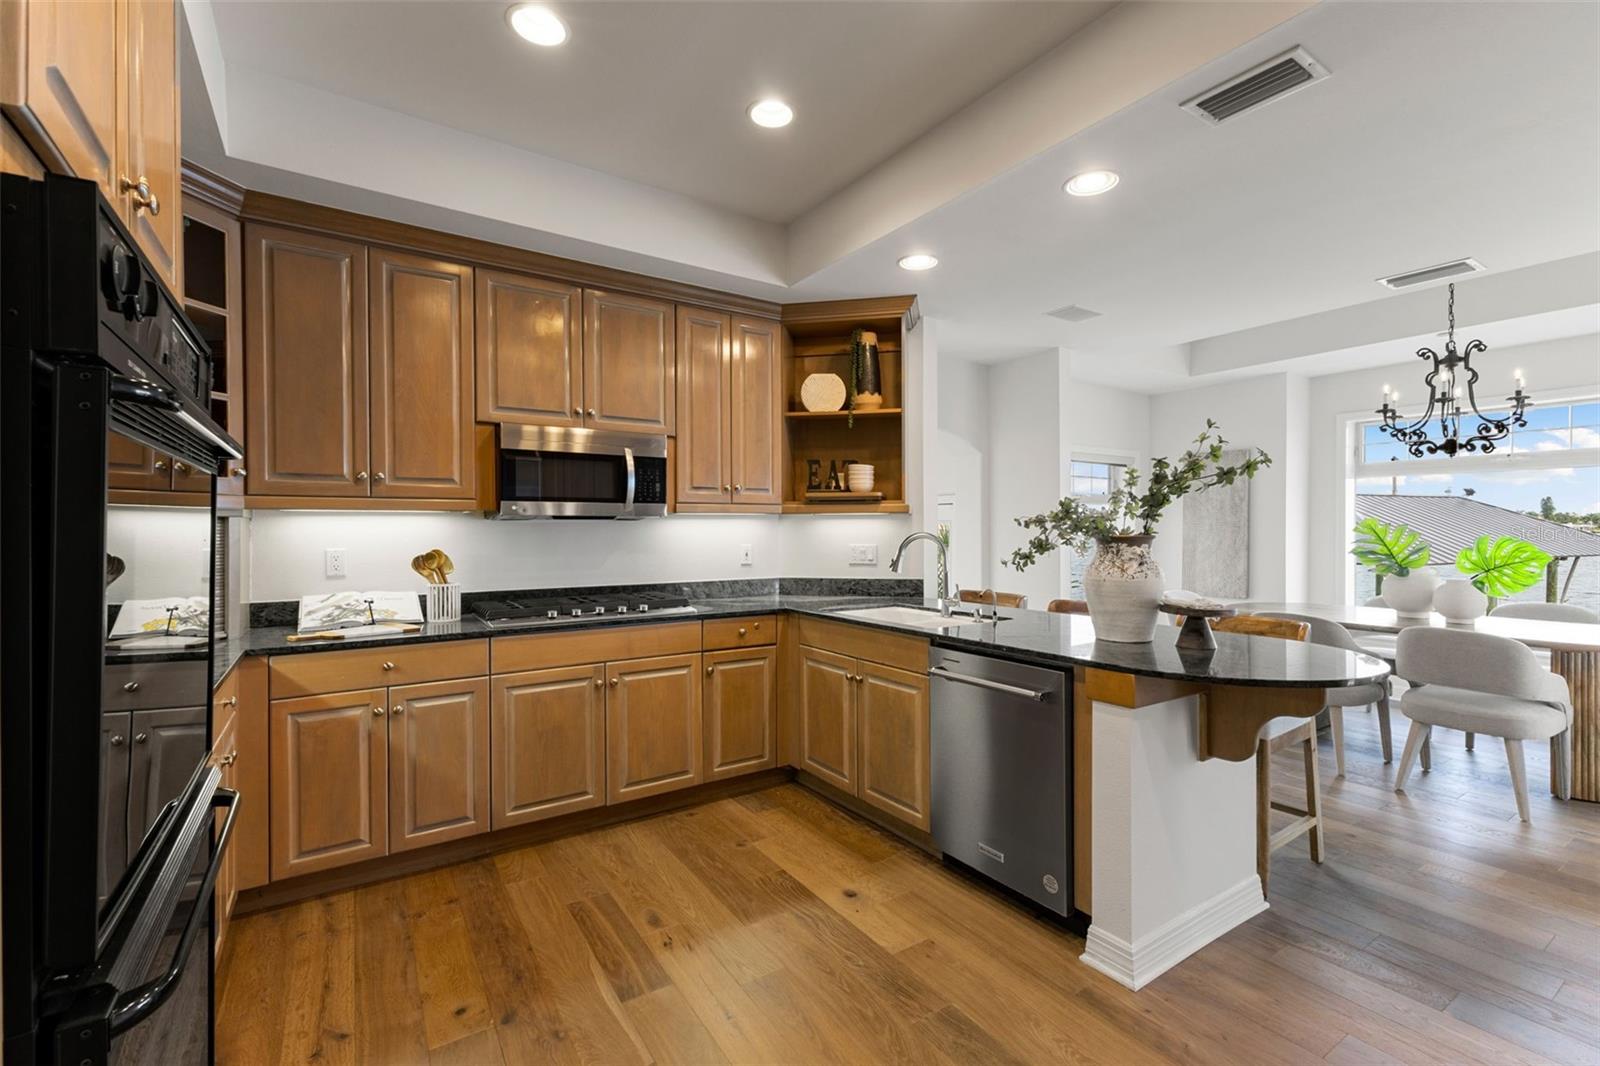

1181,447,1252,598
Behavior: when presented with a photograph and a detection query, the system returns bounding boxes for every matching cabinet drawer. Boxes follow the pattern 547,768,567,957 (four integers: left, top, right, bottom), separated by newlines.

104,661,210,712
268,640,489,698
702,615,776,651
491,622,700,674
795,616,928,673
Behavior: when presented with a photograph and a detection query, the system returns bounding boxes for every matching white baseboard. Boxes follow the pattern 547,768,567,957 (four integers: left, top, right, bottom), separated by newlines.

1079,875,1268,990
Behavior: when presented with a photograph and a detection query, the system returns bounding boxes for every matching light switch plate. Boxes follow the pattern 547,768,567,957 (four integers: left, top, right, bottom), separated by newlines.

848,543,878,566
325,548,347,578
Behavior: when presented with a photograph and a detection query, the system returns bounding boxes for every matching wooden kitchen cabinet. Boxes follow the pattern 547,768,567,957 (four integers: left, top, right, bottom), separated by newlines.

386,676,490,852
119,0,181,287
798,645,857,793
98,713,133,910
491,664,606,828
245,224,369,498
127,705,209,851
704,646,777,780
675,308,781,510
605,652,702,803
108,432,171,491
583,289,675,434
856,661,931,831
475,268,583,427
268,688,389,880
369,249,475,499
211,709,239,958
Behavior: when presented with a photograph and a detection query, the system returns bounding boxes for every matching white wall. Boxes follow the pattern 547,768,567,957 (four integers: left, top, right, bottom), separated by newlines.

986,349,1063,604
1305,332,1600,604
935,352,990,591
106,507,213,602
1149,373,1307,600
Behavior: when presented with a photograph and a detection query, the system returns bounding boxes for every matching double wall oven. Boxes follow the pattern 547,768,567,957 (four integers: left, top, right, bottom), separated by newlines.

2,174,242,1065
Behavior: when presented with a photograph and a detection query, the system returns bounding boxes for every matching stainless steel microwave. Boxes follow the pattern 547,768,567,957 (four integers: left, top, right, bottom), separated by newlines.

494,425,668,519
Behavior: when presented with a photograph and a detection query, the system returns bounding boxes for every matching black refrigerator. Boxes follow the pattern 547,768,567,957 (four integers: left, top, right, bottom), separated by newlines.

2,173,243,1065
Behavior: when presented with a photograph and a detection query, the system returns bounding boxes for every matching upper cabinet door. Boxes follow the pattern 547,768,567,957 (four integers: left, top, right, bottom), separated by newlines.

1,0,119,203
674,306,731,505
475,269,583,427
387,677,490,853
583,290,675,434
369,249,474,499
729,315,782,505
245,224,369,497
120,0,181,289
107,432,169,490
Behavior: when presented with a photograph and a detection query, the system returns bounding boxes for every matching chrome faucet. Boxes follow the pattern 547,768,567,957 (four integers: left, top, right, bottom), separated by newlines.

889,531,954,615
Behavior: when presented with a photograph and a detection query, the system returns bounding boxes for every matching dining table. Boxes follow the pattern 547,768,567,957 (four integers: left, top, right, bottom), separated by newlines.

1240,602,1600,802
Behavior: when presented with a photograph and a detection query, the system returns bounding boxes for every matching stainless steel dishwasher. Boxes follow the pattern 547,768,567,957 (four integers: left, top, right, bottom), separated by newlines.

929,647,1073,915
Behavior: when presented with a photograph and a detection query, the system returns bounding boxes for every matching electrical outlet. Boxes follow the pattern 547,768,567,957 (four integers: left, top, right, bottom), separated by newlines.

849,543,878,566
324,548,347,578
739,543,754,566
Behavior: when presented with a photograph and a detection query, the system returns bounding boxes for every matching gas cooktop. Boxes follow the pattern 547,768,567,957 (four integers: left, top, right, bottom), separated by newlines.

471,592,697,628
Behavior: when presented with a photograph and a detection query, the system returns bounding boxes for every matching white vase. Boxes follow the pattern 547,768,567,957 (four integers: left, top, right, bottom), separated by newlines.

1382,570,1441,618
1433,579,1488,624
1084,535,1165,643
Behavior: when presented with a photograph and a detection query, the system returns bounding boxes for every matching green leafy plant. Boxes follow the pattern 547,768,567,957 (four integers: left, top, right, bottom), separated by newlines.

1350,518,1431,576
1006,421,1271,571
1456,535,1552,597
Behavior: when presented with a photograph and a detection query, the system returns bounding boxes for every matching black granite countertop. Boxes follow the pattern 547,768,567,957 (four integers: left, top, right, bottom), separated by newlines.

208,592,1388,691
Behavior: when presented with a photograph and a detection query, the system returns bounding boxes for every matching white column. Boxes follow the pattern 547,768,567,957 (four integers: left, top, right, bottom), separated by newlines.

1080,693,1267,990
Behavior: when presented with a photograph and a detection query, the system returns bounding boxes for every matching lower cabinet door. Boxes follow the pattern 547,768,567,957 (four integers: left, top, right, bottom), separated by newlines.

703,647,776,780
211,713,239,958
99,712,133,910
798,646,856,792
606,653,702,804
269,688,388,880
856,661,931,831
491,664,607,829
387,677,490,852
127,706,209,850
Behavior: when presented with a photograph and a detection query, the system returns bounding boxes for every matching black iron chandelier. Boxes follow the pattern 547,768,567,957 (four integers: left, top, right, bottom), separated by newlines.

1375,283,1531,457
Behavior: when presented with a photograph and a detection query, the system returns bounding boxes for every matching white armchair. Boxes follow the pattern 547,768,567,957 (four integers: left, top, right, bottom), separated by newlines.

1491,602,1600,624
1395,627,1573,821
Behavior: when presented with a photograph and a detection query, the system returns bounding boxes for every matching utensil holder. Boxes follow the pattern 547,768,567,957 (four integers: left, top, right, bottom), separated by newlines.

425,583,461,623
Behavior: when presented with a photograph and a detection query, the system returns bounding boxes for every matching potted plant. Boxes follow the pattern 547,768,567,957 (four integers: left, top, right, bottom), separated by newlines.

1350,518,1436,617
1006,421,1270,642
1437,535,1553,623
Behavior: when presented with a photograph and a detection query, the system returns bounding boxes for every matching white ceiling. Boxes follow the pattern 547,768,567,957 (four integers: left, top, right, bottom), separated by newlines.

204,0,1111,223
792,0,1600,384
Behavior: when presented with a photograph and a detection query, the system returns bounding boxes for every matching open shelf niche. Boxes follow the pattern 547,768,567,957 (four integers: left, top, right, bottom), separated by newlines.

779,296,917,514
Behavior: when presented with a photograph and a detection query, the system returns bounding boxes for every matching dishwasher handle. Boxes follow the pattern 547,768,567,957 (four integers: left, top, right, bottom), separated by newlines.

929,666,1053,702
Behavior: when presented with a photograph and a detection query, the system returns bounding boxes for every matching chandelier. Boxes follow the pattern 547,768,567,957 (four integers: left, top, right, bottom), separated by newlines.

1375,283,1530,457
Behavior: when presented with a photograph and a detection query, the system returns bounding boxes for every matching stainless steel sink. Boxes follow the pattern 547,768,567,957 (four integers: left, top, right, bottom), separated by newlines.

833,605,1004,631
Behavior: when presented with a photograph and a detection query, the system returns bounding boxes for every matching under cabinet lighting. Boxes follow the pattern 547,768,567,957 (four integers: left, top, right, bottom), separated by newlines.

1064,170,1120,197
508,4,568,46
897,254,939,271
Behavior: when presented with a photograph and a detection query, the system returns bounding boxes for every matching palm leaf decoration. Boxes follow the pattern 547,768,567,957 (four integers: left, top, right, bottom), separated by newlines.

1456,536,1551,597
1350,517,1431,576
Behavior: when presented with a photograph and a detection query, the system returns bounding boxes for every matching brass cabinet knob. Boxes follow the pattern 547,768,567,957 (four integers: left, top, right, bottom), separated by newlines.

224,695,239,707
593,677,604,688
372,707,385,717
124,681,140,692
734,484,742,492
233,467,248,478
752,622,760,630
382,661,396,670
135,732,149,743
356,470,368,481
154,460,168,472
587,408,596,417
738,627,747,637
705,665,714,675
120,175,158,213
390,706,403,715
173,461,189,474
723,484,731,493
573,407,582,416
609,678,619,688
110,734,126,747
374,472,386,481
220,750,238,766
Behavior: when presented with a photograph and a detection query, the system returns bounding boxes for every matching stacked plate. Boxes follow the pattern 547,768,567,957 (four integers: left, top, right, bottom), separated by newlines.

846,463,876,493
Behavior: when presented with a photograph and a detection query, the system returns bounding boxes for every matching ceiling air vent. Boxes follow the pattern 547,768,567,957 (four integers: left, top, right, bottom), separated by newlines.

1181,47,1328,124
1376,258,1485,290
1045,304,1101,323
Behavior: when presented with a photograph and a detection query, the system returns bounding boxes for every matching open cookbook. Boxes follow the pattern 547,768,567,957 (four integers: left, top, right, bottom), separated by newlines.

108,597,211,647
296,591,424,634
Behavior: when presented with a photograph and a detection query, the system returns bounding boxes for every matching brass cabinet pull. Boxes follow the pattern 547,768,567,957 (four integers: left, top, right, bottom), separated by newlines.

233,467,248,478
123,681,140,692
173,461,189,474
382,661,396,670
154,460,168,472
734,484,742,492
120,174,158,214
390,706,403,715
609,678,619,688
223,695,239,707
110,734,126,747
356,470,368,481
738,627,747,637
753,622,760,630
372,707,385,717
220,750,238,767
705,665,714,675
586,408,596,417
374,472,386,481
593,677,604,688
135,732,149,743
573,407,581,416
723,484,731,493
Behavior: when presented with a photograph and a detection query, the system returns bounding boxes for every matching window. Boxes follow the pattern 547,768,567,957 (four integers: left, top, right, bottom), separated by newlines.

1070,460,1125,500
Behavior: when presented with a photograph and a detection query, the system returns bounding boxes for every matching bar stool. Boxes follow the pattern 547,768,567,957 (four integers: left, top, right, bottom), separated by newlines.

1258,612,1394,766
1046,598,1090,614
958,588,1028,609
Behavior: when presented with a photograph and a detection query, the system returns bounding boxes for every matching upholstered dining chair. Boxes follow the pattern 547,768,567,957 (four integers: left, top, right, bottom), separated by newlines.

1046,598,1090,614
1211,614,1316,899
1491,601,1600,624
958,588,1028,609
1394,627,1574,821
1259,612,1394,766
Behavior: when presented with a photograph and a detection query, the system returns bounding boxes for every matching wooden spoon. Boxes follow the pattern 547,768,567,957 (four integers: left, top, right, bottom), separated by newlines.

435,550,455,585
421,549,447,585
411,553,437,585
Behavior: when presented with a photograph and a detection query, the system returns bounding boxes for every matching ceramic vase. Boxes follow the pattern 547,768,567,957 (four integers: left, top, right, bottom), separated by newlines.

1382,570,1441,618
1433,579,1488,625
1083,535,1165,643
853,330,883,411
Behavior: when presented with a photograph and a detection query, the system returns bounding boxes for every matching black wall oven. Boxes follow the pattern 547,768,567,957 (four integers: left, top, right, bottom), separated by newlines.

2,174,242,1065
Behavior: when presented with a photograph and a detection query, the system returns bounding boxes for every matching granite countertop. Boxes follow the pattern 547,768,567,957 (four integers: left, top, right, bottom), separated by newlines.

207,593,1389,691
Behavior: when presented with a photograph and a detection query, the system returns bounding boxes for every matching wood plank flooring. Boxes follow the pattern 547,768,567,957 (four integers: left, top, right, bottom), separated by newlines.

218,708,1600,1065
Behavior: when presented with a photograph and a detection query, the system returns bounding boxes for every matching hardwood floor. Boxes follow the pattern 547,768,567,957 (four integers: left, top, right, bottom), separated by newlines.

218,709,1600,1065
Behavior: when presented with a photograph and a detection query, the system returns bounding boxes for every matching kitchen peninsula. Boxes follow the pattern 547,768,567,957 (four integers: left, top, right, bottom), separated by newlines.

206,584,1388,993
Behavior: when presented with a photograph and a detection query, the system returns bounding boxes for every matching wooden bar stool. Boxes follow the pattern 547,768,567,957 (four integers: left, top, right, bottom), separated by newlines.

1211,615,1317,899
958,588,1028,609
1046,598,1090,614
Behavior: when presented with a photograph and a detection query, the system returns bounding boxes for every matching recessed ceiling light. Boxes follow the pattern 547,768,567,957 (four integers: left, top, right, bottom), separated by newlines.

1064,170,1120,197
507,4,568,46
898,254,938,272
748,99,794,129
